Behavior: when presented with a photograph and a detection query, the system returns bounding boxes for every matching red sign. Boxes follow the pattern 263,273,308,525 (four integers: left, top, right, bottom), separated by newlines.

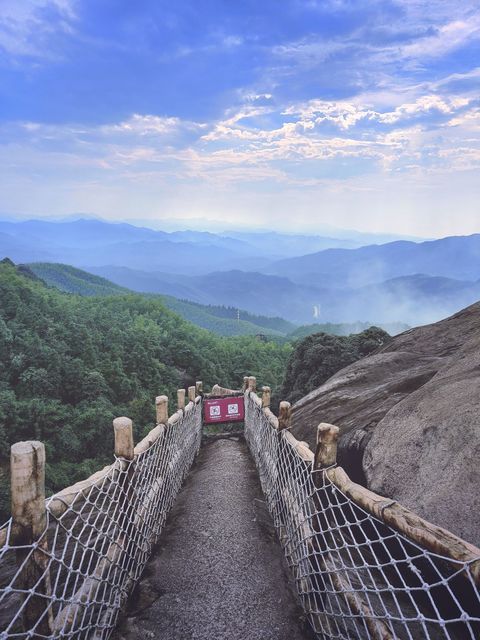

203,397,245,424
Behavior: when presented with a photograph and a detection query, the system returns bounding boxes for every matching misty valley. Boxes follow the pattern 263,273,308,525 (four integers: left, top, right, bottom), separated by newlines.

2,218,480,328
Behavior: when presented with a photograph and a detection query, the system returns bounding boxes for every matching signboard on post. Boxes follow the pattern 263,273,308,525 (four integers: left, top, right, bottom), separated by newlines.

203,397,245,424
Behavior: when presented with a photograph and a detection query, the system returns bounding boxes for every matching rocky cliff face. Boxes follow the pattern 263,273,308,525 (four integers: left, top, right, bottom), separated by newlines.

290,302,480,546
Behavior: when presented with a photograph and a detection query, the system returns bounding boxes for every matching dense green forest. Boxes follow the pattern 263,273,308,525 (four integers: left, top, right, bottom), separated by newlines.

147,296,287,337
281,327,391,404
25,262,130,296
0,260,291,519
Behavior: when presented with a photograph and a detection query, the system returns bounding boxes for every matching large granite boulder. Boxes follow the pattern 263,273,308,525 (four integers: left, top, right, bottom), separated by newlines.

290,302,480,546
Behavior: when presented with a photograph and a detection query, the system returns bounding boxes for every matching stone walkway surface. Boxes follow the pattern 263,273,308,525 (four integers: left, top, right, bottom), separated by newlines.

113,438,312,640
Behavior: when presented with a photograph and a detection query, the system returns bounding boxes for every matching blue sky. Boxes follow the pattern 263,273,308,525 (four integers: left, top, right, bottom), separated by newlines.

0,0,479,236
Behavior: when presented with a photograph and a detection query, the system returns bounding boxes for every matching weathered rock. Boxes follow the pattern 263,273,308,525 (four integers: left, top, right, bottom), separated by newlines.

290,301,480,546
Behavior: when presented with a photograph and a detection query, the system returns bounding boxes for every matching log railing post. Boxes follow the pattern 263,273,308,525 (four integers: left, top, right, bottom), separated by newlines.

247,376,257,392
113,417,134,460
278,401,291,431
195,381,203,395
177,389,186,411
188,386,196,403
314,423,339,470
262,386,271,409
155,395,169,425
11,441,53,634
243,376,249,392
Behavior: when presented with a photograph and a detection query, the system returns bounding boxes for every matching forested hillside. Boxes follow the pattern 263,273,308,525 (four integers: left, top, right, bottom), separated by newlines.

281,327,391,404
158,296,291,337
0,259,291,518
28,262,295,337
27,262,130,296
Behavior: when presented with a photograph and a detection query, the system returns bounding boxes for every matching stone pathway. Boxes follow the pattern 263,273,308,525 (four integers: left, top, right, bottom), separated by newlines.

113,438,312,640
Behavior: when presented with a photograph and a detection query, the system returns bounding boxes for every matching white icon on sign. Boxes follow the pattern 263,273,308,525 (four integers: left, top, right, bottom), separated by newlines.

210,406,221,417
227,403,239,415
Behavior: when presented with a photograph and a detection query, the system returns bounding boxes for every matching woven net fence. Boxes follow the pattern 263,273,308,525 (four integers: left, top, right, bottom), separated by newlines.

244,390,480,640
0,398,203,639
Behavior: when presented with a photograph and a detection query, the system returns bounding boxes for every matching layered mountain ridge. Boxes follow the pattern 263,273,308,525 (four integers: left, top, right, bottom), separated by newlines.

2,218,480,326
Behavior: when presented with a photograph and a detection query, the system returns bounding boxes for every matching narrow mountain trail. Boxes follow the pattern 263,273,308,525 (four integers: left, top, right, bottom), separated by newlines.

113,438,312,640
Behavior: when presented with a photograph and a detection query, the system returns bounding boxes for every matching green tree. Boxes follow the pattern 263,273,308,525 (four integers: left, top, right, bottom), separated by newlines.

281,327,391,404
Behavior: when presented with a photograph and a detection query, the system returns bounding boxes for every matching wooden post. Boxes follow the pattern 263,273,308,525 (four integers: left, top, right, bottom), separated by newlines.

278,401,291,431
314,423,339,469
195,381,203,395
11,441,53,634
243,376,249,391
113,417,134,460
188,385,196,402
155,396,169,425
177,389,186,410
262,386,271,408
248,376,257,392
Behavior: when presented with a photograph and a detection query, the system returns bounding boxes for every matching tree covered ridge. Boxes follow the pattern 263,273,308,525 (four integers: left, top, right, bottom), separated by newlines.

26,262,295,337
281,327,392,404
0,260,291,518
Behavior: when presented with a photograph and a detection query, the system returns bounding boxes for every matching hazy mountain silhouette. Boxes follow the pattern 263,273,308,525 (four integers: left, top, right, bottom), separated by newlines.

0,218,362,273
267,234,480,286
89,266,480,325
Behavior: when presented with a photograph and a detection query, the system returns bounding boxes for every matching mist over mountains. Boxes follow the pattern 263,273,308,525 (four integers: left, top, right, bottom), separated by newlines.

268,234,480,286
1,217,479,326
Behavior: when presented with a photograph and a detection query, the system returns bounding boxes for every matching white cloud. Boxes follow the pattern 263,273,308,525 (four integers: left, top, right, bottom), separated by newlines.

377,95,470,123
1,79,478,196
399,16,480,60
0,0,77,58
447,107,480,129
103,114,183,136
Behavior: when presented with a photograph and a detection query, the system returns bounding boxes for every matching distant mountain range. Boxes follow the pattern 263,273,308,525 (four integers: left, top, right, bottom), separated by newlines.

0,218,366,274
1,218,479,326
88,266,325,321
267,234,480,286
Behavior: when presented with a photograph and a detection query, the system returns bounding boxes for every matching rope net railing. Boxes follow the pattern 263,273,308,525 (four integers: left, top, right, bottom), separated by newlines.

243,385,480,640
0,390,203,639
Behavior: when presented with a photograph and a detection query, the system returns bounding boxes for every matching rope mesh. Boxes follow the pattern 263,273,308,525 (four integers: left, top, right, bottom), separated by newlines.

244,391,480,640
2,388,479,640
0,399,202,639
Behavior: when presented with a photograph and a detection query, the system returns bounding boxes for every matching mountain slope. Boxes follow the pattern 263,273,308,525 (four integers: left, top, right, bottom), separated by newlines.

91,264,480,326
289,302,480,546
27,262,295,337
89,265,328,323
268,234,480,286
28,262,130,295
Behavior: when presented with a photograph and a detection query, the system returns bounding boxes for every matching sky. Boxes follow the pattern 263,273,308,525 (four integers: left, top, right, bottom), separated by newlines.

0,0,479,237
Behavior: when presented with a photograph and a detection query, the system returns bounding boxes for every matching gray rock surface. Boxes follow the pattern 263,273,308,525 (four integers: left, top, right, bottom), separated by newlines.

113,438,311,640
290,302,480,546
